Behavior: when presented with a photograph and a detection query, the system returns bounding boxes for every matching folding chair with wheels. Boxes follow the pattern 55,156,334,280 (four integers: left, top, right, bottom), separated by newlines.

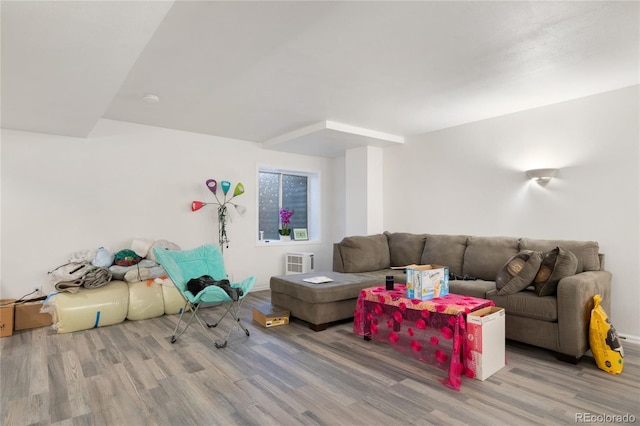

152,244,256,348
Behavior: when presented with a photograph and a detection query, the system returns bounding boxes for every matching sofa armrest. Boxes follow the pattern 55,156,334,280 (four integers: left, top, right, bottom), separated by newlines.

557,270,612,358
333,243,345,273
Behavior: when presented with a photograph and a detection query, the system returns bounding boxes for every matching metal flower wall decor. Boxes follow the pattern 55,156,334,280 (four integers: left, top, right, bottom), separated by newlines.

191,179,246,253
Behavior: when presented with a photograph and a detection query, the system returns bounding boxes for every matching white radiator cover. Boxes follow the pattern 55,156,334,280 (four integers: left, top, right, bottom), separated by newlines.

285,252,314,275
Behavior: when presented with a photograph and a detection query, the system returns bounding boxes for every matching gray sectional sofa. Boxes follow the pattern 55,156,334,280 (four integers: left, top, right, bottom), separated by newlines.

331,232,612,362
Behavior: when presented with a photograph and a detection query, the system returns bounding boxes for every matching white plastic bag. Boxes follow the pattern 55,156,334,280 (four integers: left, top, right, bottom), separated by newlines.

92,246,114,268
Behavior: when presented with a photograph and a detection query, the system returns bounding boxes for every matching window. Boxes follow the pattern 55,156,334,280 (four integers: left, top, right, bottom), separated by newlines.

258,169,317,241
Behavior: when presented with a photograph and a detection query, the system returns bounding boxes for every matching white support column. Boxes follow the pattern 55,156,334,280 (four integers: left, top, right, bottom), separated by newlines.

345,145,384,236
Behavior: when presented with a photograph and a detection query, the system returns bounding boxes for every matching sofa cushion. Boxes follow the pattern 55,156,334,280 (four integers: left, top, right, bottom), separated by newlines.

421,234,468,276
495,250,543,295
519,238,600,273
338,234,390,273
448,279,496,299
384,232,426,267
463,236,520,281
270,272,377,304
534,247,578,296
486,289,558,322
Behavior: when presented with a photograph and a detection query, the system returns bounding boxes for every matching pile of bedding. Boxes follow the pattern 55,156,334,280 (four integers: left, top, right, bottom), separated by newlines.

48,238,180,293
42,238,188,333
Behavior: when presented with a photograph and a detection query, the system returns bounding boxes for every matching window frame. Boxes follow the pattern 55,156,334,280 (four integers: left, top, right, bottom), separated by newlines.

256,166,320,244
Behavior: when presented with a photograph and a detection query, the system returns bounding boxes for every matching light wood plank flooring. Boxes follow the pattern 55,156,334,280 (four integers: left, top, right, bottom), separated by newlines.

1,290,638,425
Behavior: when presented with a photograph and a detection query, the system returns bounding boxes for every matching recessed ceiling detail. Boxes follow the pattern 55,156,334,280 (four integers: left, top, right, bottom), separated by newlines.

262,121,404,158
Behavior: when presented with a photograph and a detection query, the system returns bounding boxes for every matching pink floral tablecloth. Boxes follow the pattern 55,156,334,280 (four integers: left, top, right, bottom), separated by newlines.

353,285,494,390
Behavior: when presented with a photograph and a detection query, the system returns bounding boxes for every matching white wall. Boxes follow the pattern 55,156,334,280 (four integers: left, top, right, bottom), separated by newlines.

3,87,638,340
383,86,639,339
0,119,338,298
345,145,384,236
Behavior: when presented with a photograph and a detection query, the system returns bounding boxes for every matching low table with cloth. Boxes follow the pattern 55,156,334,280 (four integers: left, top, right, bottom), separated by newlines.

354,285,494,390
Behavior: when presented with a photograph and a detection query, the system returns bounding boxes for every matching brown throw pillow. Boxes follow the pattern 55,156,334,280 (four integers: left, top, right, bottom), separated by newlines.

534,247,578,296
495,250,543,295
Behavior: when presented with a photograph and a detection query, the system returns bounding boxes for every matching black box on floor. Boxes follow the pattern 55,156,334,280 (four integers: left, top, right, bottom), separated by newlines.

252,304,290,328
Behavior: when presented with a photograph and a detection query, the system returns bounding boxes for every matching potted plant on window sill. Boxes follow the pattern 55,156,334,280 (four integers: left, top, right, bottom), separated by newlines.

279,208,293,241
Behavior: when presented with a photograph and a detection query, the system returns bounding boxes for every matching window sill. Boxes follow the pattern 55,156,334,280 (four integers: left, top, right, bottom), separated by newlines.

256,239,320,247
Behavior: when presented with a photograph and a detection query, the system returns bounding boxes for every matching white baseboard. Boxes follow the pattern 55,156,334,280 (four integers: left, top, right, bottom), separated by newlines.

619,333,640,345
253,282,269,292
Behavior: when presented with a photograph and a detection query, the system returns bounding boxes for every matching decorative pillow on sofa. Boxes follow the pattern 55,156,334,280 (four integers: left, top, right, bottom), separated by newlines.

495,250,543,296
533,247,578,296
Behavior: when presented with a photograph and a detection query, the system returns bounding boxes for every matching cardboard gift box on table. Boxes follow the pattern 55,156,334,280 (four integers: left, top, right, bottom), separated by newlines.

466,306,506,380
14,297,52,331
252,304,289,328
405,265,449,300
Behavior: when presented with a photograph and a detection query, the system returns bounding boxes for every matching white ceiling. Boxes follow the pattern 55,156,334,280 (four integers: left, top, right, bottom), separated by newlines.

2,1,638,157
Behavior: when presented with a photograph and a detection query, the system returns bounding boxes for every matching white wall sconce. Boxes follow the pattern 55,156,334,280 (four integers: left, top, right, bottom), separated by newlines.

526,168,558,185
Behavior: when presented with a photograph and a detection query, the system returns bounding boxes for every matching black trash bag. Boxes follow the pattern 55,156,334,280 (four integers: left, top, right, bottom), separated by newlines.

186,275,243,301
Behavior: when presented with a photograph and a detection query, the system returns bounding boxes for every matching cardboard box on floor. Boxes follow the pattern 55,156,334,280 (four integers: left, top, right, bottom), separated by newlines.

405,265,449,300
14,298,52,331
252,304,290,328
466,306,506,380
0,299,16,337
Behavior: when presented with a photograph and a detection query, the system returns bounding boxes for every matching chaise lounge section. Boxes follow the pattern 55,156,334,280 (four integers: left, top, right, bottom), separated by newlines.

270,272,378,331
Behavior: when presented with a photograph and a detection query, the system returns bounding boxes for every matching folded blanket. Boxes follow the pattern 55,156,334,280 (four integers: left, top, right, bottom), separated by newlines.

124,266,167,283
109,259,158,280
54,280,84,294
55,266,112,293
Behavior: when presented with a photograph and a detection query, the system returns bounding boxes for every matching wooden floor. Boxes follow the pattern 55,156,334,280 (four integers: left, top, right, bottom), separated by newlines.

1,290,638,426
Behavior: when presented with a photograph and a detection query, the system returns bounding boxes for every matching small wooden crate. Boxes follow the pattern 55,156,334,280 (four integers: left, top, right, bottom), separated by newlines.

252,304,290,328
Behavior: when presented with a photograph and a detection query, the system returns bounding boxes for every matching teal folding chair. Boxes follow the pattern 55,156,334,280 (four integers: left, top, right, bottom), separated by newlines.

152,244,256,348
